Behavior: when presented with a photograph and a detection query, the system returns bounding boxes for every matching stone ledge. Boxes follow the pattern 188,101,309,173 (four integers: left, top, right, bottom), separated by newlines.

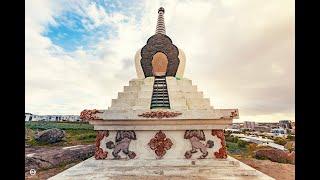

49,156,274,180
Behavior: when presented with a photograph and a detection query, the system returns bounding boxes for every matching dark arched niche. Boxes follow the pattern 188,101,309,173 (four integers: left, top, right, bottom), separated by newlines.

140,34,180,77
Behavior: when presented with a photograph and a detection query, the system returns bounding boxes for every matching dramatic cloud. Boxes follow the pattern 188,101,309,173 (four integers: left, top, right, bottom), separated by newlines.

25,0,294,122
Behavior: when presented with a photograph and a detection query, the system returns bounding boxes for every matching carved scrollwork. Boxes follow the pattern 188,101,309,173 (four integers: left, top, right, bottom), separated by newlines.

212,130,227,159
138,111,182,119
94,130,109,160
148,131,173,158
80,109,102,121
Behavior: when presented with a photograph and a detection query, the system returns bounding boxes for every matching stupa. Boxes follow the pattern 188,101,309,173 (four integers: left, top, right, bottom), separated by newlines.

50,7,274,180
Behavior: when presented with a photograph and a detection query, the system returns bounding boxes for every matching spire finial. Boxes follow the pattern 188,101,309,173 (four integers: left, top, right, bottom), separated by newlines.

155,7,166,35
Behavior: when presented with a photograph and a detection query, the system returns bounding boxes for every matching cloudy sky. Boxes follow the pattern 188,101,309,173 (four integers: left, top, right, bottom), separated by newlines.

25,0,294,122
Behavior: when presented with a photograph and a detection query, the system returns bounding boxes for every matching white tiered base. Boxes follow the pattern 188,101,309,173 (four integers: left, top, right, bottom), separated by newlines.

49,156,274,180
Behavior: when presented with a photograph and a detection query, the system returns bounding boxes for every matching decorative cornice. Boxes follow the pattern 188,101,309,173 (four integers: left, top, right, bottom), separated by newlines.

80,109,102,121
230,110,239,118
138,111,182,119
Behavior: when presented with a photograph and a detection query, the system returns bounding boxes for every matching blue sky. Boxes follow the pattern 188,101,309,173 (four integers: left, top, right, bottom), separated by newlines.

43,0,144,52
25,0,294,122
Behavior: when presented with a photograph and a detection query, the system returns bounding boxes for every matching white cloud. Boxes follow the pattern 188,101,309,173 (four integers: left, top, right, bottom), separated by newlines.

25,0,294,122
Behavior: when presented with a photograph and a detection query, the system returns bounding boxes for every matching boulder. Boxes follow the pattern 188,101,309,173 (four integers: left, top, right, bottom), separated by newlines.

34,128,65,143
25,144,95,172
254,148,295,164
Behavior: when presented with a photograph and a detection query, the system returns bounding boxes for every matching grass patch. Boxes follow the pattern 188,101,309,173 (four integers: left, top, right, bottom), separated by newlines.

25,121,93,131
25,122,96,147
226,135,251,157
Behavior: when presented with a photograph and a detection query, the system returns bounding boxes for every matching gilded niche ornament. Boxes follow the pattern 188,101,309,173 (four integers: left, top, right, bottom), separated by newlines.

148,131,173,158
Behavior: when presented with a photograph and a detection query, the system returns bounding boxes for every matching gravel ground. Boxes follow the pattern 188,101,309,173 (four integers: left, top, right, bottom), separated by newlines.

234,156,295,180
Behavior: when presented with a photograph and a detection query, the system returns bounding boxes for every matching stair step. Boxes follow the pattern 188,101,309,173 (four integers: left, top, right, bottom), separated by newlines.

151,76,170,109
152,97,169,100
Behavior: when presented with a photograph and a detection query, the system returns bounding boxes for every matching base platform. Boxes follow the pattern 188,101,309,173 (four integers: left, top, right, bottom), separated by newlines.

49,156,274,180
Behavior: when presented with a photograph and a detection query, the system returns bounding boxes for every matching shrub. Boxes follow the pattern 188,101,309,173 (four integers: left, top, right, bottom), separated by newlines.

274,137,287,146
237,139,248,148
225,136,238,143
287,134,295,141
284,141,295,152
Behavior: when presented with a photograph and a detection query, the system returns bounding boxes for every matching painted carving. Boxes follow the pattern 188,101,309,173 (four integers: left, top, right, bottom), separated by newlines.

106,130,137,159
80,109,102,121
184,130,214,159
141,34,180,77
148,131,173,158
95,130,109,160
138,111,182,118
212,130,227,159
230,110,239,118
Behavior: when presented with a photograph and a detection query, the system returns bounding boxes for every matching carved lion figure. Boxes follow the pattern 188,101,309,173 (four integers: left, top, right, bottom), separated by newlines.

106,130,137,159
184,130,214,159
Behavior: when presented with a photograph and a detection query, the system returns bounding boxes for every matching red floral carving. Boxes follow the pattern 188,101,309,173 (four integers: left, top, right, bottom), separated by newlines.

80,109,102,121
138,111,182,119
95,130,109,160
148,131,173,158
230,110,238,118
212,130,227,159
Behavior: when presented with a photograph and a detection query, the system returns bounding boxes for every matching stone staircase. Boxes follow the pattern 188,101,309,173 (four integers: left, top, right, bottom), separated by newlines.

150,76,170,109
49,156,274,180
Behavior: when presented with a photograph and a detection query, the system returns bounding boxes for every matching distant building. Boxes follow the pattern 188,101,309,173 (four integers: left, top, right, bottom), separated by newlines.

254,125,271,133
270,128,287,136
243,121,255,130
25,113,80,122
231,123,241,129
25,113,33,121
279,120,292,129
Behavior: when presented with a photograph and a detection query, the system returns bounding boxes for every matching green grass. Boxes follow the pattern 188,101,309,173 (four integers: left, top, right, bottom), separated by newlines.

25,122,96,147
226,139,249,157
25,121,94,130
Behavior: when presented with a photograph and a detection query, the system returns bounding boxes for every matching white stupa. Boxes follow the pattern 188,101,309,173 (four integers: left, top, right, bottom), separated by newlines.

50,7,274,180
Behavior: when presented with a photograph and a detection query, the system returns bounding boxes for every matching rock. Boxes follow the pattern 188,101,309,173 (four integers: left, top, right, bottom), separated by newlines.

34,128,65,143
254,148,294,164
25,144,95,172
25,156,52,172
287,151,295,164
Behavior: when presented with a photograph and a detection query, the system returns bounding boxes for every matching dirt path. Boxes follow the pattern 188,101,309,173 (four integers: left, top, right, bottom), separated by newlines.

234,156,295,180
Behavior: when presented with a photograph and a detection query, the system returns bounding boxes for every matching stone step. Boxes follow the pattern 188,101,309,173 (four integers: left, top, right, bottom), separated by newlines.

49,157,274,180
65,167,258,177
79,158,241,168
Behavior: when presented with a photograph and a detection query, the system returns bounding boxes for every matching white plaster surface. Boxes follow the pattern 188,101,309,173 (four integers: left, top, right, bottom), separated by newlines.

103,76,238,121
176,48,186,78
134,48,145,79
